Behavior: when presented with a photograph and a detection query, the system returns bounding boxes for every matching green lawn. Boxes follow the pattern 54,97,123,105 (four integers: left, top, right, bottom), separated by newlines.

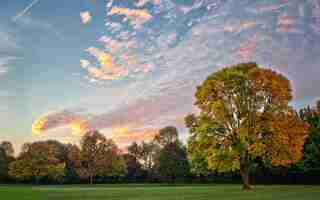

0,184,319,200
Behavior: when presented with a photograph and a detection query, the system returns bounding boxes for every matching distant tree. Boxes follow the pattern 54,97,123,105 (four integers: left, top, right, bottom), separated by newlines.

65,144,82,183
0,147,9,182
0,141,14,158
185,63,309,190
317,100,320,114
297,104,320,172
78,131,126,184
156,142,190,182
125,142,144,181
154,126,178,147
127,142,141,159
140,141,159,171
9,140,66,183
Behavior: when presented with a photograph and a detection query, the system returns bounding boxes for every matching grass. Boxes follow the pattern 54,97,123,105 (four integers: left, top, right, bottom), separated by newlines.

0,184,319,200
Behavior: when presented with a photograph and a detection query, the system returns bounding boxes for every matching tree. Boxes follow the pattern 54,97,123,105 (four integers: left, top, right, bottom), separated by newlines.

0,147,9,182
65,144,82,183
297,103,320,172
185,63,309,190
78,130,126,184
0,141,14,158
9,140,66,183
154,126,178,147
156,142,190,182
125,142,144,182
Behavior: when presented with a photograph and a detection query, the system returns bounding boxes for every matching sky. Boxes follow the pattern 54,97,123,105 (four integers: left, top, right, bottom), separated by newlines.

0,0,320,151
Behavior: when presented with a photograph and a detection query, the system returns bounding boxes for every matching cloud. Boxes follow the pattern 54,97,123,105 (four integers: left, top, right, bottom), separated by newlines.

80,59,90,69
310,0,320,34
80,11,92,24
0,27,20,49
223,20,259,34
12,0,40,22
108,7,152,29
236,36,257,61
83,47,129,80
277,13,300,34
249,2,290,14
111,128,158,147
31,110,84,136
0,56,21,77
135,0,161,7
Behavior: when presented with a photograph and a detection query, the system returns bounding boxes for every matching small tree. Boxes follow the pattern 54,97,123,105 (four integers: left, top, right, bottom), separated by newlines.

79,130,126,184
185,63,309,190
156,142,190,182
0,141,14,158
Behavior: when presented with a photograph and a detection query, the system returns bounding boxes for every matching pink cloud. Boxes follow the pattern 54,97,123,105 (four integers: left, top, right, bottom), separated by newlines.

108,7,152,29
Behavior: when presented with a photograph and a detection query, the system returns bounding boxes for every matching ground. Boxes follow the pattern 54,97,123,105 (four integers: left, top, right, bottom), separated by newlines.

0,184,319,200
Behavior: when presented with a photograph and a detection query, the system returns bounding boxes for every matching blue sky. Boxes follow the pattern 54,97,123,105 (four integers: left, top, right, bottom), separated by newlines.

0,0,320,151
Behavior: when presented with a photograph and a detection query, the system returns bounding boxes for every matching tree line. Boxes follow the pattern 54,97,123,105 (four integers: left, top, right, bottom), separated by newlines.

0,126,190,184
0,63,319,190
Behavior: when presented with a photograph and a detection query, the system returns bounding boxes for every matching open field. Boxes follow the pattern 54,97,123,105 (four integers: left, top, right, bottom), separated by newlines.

0,184,320,200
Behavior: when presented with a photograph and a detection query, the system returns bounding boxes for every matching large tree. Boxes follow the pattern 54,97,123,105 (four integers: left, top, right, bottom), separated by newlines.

185,63,309,190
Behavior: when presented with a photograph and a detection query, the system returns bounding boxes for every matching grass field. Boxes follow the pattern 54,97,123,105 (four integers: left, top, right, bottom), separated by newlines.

0,184,319,200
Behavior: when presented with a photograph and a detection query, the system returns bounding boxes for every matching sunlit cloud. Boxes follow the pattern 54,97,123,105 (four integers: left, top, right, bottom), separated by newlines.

224,20,259,34
80,59,90,69
31,110,83,136
70,119,89,136
108,7,152,29
80,11,92,24
277,13,298,33
111,128,159,147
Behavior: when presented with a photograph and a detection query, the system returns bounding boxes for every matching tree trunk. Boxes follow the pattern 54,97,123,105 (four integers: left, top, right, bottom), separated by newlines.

240,162,251,191
89,174,94,184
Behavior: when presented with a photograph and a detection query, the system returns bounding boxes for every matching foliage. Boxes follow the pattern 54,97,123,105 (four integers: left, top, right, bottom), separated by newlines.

9,140,66,183
0,148,9,181
77,130,127,184
297,103,320,171
185,63,309,190
156,142,190,182
154,126,178,147
0,141,14,158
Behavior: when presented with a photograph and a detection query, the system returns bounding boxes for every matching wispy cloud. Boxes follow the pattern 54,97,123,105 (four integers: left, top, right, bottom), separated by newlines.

12,0,40,22
13,14,64,39
0,56,20,76
107,7,152,29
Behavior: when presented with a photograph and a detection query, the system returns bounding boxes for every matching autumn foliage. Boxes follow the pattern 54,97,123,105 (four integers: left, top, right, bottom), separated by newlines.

185,63,309,190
